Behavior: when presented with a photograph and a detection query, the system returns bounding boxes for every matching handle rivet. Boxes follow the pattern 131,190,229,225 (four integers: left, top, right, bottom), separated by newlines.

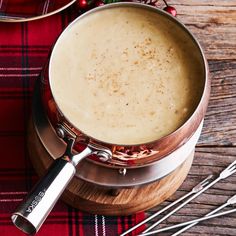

56,127,65,139
119,168,127,176
97,151,111,162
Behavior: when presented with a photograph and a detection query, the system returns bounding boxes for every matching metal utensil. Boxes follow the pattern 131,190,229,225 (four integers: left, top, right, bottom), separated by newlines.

120,175,212,236
171,194,236,235
142,160,236,234
0,0,76,22
140,196,236,235
11,125,112,235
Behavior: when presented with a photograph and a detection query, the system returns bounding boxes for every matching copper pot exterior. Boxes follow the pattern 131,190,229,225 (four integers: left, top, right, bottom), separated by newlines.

40,3,210,167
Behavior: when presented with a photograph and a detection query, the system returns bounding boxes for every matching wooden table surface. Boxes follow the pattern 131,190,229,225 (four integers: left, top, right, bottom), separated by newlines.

146,0,236,235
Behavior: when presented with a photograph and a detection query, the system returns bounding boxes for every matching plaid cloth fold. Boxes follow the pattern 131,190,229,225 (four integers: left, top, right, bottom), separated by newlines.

0,4,145,236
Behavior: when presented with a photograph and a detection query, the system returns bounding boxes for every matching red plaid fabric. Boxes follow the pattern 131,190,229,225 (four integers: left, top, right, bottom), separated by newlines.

0,4,145,236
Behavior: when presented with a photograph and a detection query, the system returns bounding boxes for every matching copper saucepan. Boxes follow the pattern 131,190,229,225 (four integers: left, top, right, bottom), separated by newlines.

12,2,210,234
40,3,210,168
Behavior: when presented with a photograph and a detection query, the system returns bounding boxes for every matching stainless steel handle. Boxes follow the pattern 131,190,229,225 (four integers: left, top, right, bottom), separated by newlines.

11,157,76,235
11,136,112,234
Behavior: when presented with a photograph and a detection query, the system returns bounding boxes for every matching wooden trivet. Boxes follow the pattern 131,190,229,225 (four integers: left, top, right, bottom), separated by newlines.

27,118,194,216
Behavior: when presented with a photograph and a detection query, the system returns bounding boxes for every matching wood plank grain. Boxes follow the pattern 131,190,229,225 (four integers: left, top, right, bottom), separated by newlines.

157,0,236,60
146,148,236,235
197,60,236,146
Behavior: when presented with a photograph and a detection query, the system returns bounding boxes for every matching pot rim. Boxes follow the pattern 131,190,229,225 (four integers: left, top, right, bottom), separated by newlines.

48,2,209,147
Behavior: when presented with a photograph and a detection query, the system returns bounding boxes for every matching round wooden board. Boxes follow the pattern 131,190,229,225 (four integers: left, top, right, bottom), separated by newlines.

27,118,194,216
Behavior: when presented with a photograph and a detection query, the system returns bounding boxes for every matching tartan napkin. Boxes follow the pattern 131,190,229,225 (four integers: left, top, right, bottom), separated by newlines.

0,4,145,236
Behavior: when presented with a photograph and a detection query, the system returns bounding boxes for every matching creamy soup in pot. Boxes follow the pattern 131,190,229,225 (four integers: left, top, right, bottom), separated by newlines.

49,6,205,145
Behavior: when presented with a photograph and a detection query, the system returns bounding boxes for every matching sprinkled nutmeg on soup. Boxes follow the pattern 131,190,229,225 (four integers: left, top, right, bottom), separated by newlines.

49,6,204,145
